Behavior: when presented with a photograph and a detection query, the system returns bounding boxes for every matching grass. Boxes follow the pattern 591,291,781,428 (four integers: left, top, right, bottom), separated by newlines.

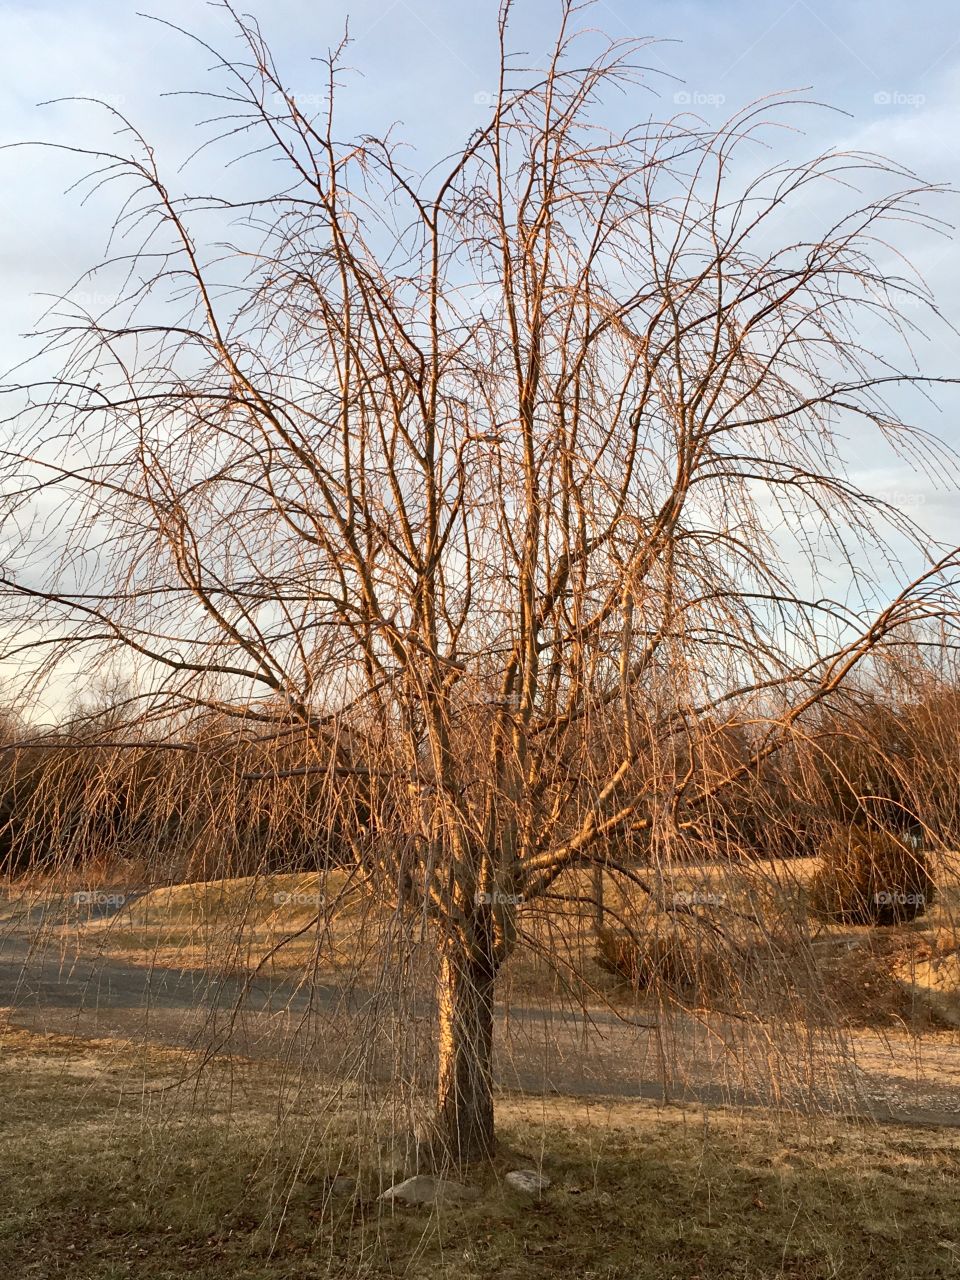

3,859,960,1276
3,1021,960,1277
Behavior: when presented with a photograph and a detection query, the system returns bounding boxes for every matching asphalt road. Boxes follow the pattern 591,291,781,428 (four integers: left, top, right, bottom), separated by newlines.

2,922,960,1126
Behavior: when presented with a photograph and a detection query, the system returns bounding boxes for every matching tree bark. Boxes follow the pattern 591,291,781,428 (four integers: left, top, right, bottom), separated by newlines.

436,941,496,1164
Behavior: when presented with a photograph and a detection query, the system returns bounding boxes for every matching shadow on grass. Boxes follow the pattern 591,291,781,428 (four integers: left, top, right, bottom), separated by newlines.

2,1029,960,1279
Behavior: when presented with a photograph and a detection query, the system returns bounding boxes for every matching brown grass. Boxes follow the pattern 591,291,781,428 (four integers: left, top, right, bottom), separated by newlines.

2,1018,960,1279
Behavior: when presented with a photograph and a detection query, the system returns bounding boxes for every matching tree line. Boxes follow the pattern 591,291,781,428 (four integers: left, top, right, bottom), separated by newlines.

3,646,956,880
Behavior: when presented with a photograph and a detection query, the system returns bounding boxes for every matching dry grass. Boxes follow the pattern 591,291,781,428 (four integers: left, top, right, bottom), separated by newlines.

2,1018,960,1278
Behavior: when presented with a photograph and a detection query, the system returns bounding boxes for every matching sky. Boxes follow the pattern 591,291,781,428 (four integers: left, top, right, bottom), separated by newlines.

2,0,958,492
0,0,958,712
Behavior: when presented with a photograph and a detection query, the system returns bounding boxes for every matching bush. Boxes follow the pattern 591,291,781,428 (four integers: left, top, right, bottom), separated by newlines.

809,825,934,926
595,920,742,996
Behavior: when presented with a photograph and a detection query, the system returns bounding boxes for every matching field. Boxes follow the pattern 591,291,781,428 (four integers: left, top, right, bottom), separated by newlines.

6,855,960,1028
3,1017,960,1278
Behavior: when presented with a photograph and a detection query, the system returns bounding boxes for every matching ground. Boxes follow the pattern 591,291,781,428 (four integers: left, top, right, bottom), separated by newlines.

3,860,960,1275
3,861,960,1120
2,1019,960,1278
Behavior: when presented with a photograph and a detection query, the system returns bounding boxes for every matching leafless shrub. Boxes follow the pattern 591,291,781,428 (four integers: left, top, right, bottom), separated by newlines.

810,824,935,925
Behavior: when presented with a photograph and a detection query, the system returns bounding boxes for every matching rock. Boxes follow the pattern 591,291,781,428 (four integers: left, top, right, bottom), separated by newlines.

329,1176,357,1197
378,1174,479,1207
504,1169,551,1195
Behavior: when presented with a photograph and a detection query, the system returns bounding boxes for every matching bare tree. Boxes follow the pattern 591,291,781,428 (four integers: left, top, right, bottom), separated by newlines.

1,1,958,1162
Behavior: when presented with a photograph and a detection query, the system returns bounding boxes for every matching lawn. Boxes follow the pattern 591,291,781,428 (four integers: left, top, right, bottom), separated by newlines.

2,1019,960,1278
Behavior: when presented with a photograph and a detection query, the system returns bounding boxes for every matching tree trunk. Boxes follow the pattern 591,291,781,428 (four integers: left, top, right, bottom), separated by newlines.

436,942,496,1164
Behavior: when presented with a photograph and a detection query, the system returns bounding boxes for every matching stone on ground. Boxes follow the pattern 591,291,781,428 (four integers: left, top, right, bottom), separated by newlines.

504,1169,551,1195
379,1174,479,1207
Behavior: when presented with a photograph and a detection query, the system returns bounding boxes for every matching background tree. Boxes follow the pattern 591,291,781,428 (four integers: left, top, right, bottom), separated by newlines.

1,2,958,1162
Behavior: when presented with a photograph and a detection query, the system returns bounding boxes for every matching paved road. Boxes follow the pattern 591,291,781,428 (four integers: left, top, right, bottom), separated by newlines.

2,924,960,1126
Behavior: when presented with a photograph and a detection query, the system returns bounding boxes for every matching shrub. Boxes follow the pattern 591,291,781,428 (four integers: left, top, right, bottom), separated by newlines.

809,825,934,926
595,920,741,997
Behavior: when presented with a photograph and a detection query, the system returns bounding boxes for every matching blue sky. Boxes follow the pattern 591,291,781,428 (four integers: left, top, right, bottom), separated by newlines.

2,0,959,510
0,0,958,717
